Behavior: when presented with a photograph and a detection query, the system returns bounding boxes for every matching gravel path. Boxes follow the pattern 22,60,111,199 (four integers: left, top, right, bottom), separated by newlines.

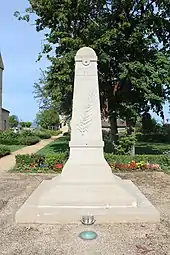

0,136,60,174
0,172,169,255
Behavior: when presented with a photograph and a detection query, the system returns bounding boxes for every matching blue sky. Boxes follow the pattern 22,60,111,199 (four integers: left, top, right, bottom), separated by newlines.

0,0,49,122
0,0,169,123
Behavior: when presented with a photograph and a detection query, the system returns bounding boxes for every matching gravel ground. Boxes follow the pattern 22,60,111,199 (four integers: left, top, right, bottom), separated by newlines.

0,172,170,255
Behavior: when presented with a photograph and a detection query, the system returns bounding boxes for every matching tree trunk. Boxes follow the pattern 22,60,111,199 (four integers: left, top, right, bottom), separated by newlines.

126,119,136,156
109,114,118,145
131,143,135,156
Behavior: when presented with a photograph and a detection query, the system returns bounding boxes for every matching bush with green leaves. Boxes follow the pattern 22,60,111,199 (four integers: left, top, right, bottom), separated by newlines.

115,133,136,155
20,130,33,137
102,130,136,155
15,153,67,172
102,130,115,153
20,129,52,139
18,136,40,146
0,145,11,158
0,130,19,145
0,130,40,146
137,133,170,143
40,129,62,136
104,153,169,164
33,131,51,139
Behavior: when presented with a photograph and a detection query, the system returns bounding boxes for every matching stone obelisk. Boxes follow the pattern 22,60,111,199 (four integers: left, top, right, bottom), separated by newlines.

15,47,160,224
58,47,119,183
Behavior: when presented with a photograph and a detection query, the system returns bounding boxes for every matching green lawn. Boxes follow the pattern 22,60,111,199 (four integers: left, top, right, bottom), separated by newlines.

37,135,170,156
37,136,69,155
136,142,170,154
5,145,25,152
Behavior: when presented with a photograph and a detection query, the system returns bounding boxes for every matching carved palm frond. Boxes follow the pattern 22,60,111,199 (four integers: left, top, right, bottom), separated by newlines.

76,91,97,136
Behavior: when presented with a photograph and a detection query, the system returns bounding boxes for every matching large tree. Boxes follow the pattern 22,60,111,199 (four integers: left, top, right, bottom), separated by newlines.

15,0,170,142
35,108,60,129
9,115,19,128
20,121,32,128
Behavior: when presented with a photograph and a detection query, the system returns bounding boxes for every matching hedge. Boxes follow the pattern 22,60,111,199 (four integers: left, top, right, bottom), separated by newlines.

40,129,62,136
20,130,51,140
104,153,170,165
0,145,10,158
14,153,170,173
15,153,67,173
0,131,19,145
0,130,40,146
18,136,40,146
137,133,170,143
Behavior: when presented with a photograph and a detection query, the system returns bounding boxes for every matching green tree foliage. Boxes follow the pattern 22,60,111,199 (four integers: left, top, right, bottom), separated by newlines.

9,115,19,128
20,122,32,128
142,113,161,133
35,108,60,129
15,0,170,142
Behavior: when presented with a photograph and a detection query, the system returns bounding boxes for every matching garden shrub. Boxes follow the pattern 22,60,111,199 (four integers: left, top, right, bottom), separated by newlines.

17,136,40,145
15,153,67,172
34,131,51,139
102,130,136,154
102,130,114,153
20,130,51,139
20,130,33,137
114,133,136,155
44,153,67,168
104,153,170,164
137,133,170,143
105,154,170,171
63,131,70,137
15,154,40,167
0,130,19,145
40,129,62,136
0,145,10,158
0,130,40,145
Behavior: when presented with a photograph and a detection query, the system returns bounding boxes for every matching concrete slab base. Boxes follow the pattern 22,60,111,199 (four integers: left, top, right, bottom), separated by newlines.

15,179,160,224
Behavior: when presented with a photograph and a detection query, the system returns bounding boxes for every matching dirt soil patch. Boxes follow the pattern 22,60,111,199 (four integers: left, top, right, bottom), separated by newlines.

0,172,170,255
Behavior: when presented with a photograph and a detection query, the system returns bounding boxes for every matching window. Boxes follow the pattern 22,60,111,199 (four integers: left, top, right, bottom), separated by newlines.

4,120,6,130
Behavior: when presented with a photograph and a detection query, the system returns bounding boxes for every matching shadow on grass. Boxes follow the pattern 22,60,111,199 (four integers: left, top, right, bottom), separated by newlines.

38,136,70,155
135,145,162,155
49,141,69,153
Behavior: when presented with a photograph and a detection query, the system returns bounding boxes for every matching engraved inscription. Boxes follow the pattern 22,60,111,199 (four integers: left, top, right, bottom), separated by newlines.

84,68,88,76
76,92,97,136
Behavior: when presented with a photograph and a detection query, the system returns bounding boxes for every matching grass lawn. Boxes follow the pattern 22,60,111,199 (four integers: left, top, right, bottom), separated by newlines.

5,145,25,152
37,136,69,155
136,142,170,154
37,135,170,156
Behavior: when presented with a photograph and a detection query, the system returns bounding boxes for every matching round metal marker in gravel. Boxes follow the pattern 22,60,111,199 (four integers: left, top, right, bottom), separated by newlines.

79,231,97,240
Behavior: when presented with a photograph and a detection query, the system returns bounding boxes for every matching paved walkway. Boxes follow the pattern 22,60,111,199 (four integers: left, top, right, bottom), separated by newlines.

0,135,61,174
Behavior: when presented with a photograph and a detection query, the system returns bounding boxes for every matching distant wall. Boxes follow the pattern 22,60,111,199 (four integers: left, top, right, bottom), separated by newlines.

0,108,2,130
2,109,9,130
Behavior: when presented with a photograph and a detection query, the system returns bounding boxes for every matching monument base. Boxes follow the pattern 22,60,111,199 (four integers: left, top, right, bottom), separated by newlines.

15,178,160,224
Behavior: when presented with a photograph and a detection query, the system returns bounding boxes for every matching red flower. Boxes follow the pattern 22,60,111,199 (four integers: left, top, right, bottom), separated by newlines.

54,163,63,169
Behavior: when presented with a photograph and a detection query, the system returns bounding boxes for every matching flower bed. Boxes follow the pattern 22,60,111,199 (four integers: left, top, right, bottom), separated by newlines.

13,153,170,173
112,160,160,172
14,153,67,173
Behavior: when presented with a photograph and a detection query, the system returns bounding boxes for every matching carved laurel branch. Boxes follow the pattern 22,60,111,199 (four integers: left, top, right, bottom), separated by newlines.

76,91,97,136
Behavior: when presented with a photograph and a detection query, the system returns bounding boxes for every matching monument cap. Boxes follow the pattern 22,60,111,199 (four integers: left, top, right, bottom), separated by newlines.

75,47,97,62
